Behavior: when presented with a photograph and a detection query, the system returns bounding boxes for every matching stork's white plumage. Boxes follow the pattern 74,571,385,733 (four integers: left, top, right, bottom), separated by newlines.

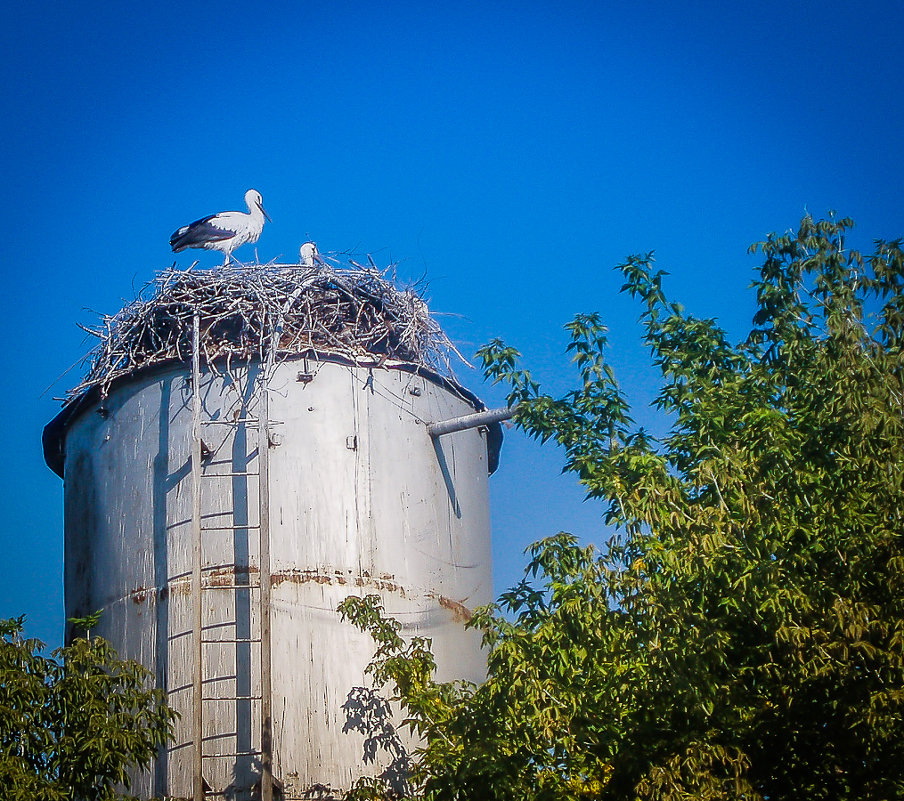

299,241,321,267
170,189,271,264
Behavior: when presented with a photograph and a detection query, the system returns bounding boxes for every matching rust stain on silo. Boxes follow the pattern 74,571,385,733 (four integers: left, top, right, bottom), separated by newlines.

270,568,405,595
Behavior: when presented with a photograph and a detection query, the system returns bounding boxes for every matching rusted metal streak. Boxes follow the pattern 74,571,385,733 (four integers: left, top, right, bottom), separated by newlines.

269,569,475,620
117,568,474,622
270,568,404,594
75,582,176,608
95,566,259,607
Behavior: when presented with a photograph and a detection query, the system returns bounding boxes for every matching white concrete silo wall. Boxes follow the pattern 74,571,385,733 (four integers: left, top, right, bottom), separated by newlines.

266,360,491,795
61,357,493,799
63,366,195,798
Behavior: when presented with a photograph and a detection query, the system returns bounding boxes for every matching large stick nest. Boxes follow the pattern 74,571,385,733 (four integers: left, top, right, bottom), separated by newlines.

67,260,467,402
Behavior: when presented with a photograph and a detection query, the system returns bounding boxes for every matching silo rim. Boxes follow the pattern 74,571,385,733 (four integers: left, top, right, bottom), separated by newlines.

42,351,504,479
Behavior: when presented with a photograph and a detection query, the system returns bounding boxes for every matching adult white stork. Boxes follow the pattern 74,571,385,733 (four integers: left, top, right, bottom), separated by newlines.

170,189,271,264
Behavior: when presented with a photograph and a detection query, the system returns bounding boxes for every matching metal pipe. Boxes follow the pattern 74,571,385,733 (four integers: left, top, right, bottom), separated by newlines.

427,405,517,438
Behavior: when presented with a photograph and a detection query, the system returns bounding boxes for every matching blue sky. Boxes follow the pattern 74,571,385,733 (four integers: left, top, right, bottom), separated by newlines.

2,1,902,648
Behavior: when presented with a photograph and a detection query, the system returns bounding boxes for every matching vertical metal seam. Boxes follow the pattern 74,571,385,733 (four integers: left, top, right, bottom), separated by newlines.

259,382,273,801
349,367,363,570
191,313,204,801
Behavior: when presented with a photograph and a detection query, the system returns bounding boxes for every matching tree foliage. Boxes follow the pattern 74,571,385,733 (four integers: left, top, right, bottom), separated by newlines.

0,616,175,801
341,214,904,800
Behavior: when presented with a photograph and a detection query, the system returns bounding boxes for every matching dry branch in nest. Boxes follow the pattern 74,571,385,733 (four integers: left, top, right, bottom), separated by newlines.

66,260,468,403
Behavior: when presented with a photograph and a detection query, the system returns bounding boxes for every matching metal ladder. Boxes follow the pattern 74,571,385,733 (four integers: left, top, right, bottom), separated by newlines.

190,314,274,801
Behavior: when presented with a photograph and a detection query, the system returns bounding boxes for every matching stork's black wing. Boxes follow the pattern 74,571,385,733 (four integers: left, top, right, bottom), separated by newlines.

170,215,235,252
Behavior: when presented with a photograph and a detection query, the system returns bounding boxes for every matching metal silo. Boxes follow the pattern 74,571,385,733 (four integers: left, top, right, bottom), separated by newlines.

43,264,504,800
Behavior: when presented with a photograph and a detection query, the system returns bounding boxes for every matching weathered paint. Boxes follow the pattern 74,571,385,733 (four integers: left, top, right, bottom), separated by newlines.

55,356,494,799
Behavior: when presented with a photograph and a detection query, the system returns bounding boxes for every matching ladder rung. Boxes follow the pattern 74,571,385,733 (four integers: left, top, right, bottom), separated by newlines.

200,524,261,530
201,638,262,644
198,418,284,426
202,564,256,573
167,675,238,693
200,418,260,425
202,695,262,701
202,750,262,759
201,731,239,741
201,583,261,591
201,471,260,477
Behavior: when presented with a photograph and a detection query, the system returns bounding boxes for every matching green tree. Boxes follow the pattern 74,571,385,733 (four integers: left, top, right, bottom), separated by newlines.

0,616,175,801
341,214,904,800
